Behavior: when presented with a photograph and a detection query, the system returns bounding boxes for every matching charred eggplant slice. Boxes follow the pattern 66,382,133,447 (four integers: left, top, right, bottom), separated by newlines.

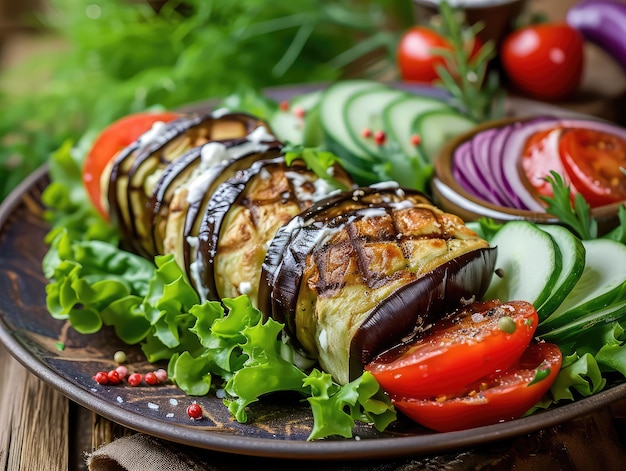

162,144,283,287
109,111,269,257
151,132,283,257
195,156,353,305
261,184,495,384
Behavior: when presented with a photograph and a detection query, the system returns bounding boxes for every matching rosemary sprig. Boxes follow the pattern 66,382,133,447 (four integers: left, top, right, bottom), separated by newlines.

541,171,597,240
431,1,504,122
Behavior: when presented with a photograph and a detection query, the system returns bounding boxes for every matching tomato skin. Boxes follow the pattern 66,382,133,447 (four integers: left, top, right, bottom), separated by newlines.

391,342,562,432
501,24,583,100
397,26,482,83
83,111,179,218
366,300,538,399
521,128,572,199
397,26,450,83
558,128,626,207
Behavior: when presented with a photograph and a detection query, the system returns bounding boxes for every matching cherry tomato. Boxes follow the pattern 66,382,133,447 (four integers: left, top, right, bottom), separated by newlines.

501,23,583,100
390,342,562,432
366,300,538,399
397,26,482,83
559,128,626,207
83,111,179,218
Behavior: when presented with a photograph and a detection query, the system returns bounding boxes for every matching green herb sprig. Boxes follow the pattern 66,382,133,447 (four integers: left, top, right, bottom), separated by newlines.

431,1,504,122
0,0,414,201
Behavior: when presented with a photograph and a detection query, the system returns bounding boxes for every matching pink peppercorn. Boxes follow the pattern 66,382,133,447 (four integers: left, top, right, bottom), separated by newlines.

94,371,109,385
187,402,203,420
144,371,158,385
127,373,143,387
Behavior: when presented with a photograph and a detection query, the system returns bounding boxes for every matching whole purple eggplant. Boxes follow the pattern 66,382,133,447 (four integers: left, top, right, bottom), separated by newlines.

567,0,626,71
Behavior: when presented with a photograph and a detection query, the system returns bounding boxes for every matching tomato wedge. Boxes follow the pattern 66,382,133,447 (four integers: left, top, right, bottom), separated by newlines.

366,300,538,399
558,127,626,207
83,111,179,218
390,341,562,432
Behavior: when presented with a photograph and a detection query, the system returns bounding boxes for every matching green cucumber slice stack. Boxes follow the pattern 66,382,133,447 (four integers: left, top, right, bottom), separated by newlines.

266,80,477,191
481,220,626,346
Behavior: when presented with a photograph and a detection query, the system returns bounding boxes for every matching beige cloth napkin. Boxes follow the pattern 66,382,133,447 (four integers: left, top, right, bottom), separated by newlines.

84,432,517,471
86,434,215,471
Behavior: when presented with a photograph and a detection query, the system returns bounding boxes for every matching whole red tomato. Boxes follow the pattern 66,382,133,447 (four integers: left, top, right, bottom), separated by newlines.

397,26,451,83
501,23,584,101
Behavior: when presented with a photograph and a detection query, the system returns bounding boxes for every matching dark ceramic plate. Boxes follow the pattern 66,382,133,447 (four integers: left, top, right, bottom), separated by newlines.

1,86,626,461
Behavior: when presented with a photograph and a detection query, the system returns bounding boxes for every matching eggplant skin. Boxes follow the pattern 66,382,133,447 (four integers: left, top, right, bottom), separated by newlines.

349,246,496,381
267,187,494,385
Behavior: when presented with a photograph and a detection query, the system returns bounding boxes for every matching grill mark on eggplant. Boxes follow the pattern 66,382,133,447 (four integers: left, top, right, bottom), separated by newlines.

197,157,300,301
264,188,431,357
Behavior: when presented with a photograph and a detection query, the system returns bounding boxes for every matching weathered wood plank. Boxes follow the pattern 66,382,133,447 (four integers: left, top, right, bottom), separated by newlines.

0,344,69,471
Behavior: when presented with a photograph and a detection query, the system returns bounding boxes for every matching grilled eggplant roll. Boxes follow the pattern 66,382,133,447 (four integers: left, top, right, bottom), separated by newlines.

99,109,495,387
259,184,496,385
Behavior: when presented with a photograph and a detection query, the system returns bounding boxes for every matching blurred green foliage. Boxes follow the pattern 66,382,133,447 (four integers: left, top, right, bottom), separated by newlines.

0,0,412,200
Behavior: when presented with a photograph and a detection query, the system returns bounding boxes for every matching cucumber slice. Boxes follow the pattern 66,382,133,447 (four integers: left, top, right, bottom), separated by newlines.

539,298,626,344
535,224,586,321
484,220,561,308
413,109,476,162
539,238,626,330
382,94,449,162
319,80,385,162
269,90,322,145
344,87,407,157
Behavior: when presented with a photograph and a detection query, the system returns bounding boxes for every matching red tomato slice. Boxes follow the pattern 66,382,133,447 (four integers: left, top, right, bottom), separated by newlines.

521,127,573,199
558,128,626,207
366,300,538,399
391,341,562,432
83,111,179,218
